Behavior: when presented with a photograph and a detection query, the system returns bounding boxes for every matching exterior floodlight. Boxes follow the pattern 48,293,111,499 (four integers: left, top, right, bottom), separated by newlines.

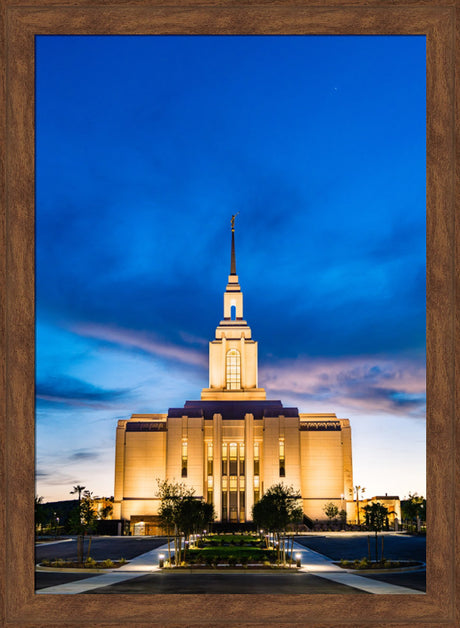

159,553,165,568
295,553,301,568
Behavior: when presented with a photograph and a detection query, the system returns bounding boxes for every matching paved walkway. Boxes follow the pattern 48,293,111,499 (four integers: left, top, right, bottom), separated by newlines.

37,540,424,595
292,542,424,594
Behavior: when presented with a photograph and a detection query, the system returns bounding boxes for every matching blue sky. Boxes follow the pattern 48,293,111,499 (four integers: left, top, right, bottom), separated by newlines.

35,35,426,503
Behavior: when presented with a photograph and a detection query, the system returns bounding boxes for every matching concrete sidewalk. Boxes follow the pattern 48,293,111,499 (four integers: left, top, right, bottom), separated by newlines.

292,542,424,594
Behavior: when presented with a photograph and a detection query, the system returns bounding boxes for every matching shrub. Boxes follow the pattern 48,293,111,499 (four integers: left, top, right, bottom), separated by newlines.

119,557,127,565
41,559,50,566
102,559,114,568
228,555,237,566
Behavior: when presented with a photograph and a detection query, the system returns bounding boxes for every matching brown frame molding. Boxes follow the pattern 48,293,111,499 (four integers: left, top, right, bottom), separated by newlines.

2,1,457,626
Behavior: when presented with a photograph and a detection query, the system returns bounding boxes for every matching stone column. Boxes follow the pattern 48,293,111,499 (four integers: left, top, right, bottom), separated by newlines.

213,413,222,522
245,413,254,521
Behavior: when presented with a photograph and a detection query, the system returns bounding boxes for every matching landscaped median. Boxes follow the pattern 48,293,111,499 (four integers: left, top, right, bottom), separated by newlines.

161,534,300,569
37,557,129,573
334,558,425,573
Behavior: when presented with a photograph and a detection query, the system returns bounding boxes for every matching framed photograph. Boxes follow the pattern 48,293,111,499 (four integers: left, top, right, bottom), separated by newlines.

2,1,457,626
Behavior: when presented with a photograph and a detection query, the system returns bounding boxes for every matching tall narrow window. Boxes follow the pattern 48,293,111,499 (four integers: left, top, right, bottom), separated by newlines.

254,442,260,476
279,439,285,477
230,304,236,320
222,443,228,476
207,442,213,476
229,442,238,476
207,476,213,504
226,349,241,390
239,443,245,476
181,440,188,478
254,475,260,504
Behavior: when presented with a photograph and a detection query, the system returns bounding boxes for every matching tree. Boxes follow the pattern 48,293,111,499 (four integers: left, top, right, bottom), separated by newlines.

401,493,426,529
363,502,388,561
99,502,113,520
323,502,339,523
156,480,215,566
35,496,47,533
349,485,366,525
68,489,98,563
252,483,302,565
339,509,347,527
70,485,86,502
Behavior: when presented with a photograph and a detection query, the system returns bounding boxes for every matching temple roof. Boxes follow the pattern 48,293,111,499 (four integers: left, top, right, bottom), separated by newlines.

168,399,299,420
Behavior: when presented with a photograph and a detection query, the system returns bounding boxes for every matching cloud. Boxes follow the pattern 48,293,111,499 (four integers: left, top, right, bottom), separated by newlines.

260,355,426,418
36,375,133,409
69,449,100,461
72,323,208,368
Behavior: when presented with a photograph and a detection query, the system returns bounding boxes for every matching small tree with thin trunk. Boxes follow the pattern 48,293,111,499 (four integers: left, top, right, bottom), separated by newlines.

363,502,388,562
69,489,97,562
323,502,339,524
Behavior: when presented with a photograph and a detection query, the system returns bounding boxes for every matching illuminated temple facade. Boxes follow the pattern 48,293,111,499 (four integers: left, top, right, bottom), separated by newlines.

113,221,354,533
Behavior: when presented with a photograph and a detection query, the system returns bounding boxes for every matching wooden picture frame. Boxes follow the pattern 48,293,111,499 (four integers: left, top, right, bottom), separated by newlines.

2,1,457,626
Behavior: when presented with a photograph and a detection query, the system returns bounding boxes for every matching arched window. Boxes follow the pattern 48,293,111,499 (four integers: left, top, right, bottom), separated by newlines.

226,349,241,390
230,304,236,321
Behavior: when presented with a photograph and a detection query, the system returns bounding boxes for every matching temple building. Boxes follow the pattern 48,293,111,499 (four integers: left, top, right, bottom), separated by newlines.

113,218,355,534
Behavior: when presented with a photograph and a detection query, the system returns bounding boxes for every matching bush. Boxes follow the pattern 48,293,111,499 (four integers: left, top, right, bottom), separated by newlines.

101,559,114,568
119,557,127,565
228,555,237,566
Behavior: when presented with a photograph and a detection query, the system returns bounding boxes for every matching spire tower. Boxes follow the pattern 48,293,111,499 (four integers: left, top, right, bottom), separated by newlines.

230,212,238,275
201,214,266,400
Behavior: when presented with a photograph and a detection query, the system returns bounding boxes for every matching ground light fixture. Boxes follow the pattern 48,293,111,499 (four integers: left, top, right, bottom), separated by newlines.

158,554,164,568
296,553,302,568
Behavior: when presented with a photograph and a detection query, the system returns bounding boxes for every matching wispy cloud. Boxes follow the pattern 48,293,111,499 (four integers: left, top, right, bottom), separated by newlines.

36,375,133,409
72,323,208,368
69,449,100,462
260,356,426,418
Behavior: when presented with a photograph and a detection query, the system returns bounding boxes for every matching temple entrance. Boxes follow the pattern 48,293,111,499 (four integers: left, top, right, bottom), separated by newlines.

221,441,245,522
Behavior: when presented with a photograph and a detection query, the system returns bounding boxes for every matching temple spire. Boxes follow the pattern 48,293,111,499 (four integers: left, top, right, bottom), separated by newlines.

230,212,239,275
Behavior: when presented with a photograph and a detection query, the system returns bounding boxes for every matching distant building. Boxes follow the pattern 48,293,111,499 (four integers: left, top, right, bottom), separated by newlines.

113,219,355,534
358,495,401,525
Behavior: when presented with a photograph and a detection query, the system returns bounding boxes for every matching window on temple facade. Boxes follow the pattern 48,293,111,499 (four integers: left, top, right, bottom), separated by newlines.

279,438,285,477
254,442,260,476
181,439,188,477
226,349,241,389
207,442,213,476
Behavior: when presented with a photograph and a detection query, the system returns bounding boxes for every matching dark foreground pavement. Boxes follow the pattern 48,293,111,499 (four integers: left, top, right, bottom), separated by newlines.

360,571,426,592
35,536,166,563
81,572,369,594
